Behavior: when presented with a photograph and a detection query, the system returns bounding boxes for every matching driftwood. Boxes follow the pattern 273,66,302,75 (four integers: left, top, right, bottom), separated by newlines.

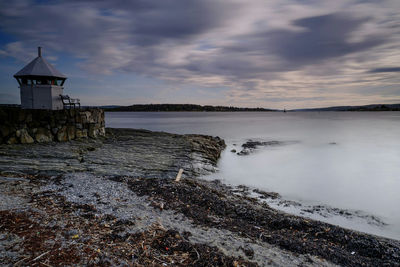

175,168,184,182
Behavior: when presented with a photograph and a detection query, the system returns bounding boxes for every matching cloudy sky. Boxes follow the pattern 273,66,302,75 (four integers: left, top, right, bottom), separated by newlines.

0,0,399,109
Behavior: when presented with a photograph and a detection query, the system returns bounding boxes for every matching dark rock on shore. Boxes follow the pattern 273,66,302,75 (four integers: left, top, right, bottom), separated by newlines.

237,140,290,155
0,128,225,178
128,178,400,266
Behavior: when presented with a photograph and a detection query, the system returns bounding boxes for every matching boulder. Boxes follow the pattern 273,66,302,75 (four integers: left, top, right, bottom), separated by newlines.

19,129,34,144
35,128,53,143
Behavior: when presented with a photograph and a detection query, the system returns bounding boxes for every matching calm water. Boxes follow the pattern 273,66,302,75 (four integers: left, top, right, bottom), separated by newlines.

106,112,400,240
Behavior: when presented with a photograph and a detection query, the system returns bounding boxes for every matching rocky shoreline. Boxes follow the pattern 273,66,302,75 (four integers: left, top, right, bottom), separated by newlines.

0,128,399,266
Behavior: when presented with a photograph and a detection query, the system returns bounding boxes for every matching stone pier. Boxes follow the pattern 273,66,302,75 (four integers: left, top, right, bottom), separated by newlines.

0,107,105,144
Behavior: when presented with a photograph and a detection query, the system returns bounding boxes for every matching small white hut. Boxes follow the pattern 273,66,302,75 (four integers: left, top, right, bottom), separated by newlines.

14,47,67,110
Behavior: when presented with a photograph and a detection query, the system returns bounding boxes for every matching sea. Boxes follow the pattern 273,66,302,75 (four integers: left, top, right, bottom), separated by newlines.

106,111,400,240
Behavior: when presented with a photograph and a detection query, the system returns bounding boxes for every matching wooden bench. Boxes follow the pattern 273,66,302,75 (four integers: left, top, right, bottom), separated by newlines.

60,95,80,109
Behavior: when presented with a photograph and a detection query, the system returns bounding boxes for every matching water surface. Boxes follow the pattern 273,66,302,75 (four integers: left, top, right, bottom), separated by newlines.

106,111,400,240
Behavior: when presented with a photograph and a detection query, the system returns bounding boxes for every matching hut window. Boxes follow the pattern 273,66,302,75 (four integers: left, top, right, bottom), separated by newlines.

21,78,27,85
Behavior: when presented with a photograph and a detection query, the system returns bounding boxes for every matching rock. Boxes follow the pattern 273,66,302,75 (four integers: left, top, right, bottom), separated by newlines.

76,129,88,139
67,126,76,140
19,129,34,144
35,128,53,143
18,110,26,122
237,140,289,155
0,125,11,138
0,107,105,144
242,140,283,149
80,111,92,124
88,124,98,138
237,149,250,156
98,127,106,136
25,113,32,123
7,136,18,144
0,108,7,122
230,149,236,153
57,126,68,142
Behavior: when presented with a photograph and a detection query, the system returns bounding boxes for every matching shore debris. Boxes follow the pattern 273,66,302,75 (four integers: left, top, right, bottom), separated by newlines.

175,168,184,182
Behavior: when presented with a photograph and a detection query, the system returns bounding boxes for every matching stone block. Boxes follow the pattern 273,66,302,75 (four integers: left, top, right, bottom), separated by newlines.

75,114,82,123
26,113,33,123
0,125,11,138
88,124,98,138
67,126,76,140
18,110,26,122
19,129,34,144
98,127,106,136
7,136,18,144
57,126,68,142
0,109,7,122
76,129,88,138
35,128,53,143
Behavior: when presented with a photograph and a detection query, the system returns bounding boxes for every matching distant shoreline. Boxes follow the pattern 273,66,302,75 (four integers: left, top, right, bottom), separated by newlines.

101,103,400,112
1,103,400,111
101,104,277,112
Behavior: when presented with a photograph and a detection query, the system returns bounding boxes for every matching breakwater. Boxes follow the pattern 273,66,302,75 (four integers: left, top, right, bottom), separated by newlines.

0,107,105,144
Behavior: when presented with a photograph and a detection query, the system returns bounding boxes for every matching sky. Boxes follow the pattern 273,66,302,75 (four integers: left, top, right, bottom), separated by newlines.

0,0,399,109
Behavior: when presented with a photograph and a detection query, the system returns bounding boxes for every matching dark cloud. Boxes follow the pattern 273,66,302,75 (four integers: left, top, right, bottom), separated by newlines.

68,0,233,46
369,67,400,73
228,13,385,66
273,14,383,62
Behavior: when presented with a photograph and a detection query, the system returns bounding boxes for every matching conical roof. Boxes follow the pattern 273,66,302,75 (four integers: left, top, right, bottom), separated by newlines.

14,48,66,79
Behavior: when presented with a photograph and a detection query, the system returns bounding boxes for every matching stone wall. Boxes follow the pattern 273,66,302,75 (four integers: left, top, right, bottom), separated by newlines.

0,107,105,144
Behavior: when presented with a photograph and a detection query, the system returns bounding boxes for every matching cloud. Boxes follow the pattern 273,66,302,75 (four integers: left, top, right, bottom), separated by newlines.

369,67,400,73
268,14,385,64
0,0,399,108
